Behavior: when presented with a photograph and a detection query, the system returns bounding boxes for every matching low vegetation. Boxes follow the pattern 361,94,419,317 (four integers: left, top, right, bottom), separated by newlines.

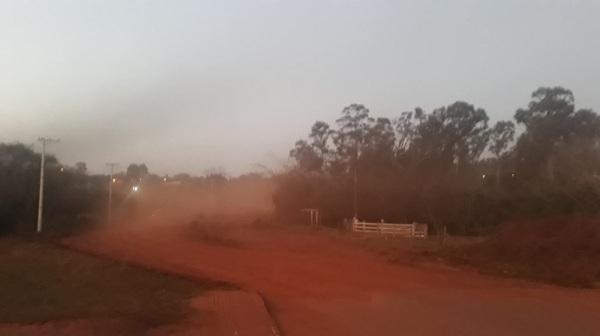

442,217,600,287
0,237,203,325
355,217,600,288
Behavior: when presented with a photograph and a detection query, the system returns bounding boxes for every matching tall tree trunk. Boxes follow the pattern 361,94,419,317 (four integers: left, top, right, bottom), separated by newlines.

546,156,555,181
496,162,501,187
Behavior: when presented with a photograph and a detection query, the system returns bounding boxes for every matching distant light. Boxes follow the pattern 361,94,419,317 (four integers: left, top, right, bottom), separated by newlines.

163,177,167,182
112,178,117,183
482,174,486,179
511,172,516,178
132,185,139,192
60,167,64,172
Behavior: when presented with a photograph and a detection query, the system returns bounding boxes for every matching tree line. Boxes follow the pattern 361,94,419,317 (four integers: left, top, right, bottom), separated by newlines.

0,143,261,235
0,143,105,234
275,87,600,234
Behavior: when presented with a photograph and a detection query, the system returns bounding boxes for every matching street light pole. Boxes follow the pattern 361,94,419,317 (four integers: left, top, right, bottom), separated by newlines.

353,164,358,220
106,163,118,225
353,144,360,221
37,137,59,233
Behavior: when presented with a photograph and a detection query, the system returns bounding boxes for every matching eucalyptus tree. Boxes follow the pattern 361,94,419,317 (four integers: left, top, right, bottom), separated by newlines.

515,87,600,180
333,104,373,172
488,121,515,185
410,101,490,175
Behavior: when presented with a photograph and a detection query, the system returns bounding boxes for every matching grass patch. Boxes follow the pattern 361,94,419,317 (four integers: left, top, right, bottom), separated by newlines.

349,233,481,264
350,217,600,288
440,217,600,288
0,237,203,326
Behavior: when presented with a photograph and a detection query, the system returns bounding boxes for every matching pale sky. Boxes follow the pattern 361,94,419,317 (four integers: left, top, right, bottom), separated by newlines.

1,0,599,176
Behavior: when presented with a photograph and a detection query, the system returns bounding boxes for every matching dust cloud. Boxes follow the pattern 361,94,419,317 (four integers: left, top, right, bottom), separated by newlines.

111,178,275,228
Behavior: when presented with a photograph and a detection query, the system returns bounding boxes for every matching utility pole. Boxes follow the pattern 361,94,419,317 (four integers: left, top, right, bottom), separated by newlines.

37,137,59,233
106,163,118,225
353,165,358,220
353,144,359,221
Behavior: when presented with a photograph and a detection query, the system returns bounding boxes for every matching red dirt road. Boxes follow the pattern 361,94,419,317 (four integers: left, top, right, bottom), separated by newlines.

64,221,600,336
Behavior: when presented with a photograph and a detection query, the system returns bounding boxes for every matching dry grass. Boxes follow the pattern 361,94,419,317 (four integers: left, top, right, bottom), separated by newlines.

0,237,203,325
443,217,600,287
351,217,600,288
348,233,481,264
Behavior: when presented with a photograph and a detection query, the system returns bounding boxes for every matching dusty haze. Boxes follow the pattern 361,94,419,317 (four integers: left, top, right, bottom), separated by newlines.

113,178,275,227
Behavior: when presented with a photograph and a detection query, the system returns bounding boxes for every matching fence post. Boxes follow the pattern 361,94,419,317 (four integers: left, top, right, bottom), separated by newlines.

411,222,416,238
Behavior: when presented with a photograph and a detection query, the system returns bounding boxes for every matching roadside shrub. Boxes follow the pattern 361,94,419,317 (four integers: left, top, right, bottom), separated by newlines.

458,216,600,287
